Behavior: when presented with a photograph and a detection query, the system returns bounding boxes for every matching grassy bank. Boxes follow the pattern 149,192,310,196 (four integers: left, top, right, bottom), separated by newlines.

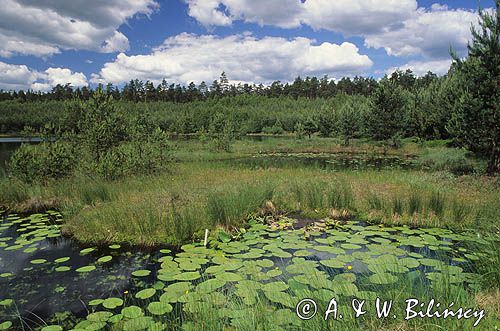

1,159,498,246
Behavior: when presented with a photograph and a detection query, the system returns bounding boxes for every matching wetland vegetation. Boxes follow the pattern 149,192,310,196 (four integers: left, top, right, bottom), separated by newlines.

0,2,499,330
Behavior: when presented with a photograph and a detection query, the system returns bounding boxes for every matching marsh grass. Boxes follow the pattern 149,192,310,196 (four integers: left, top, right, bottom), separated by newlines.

367,193,384,211
79,181,114,205
428,191,446,218
451,200,472,223
207,184,274,228
408,193,423,216
0,179,29,204
392,197,404,216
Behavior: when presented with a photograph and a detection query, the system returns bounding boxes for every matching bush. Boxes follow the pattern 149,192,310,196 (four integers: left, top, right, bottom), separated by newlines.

9,142,76,183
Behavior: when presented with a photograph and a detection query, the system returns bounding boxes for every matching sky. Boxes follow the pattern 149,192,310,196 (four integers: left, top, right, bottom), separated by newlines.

0,0,495,91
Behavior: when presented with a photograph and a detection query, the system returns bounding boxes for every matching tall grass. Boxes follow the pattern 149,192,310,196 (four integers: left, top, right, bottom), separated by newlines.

290,179,354,211
408,192,423,216
428,191,446,218
392,197,403,216
0,179,29,204
207,184,274,227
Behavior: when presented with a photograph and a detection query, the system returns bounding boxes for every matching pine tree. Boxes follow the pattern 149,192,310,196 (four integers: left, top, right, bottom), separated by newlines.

448,0,500,173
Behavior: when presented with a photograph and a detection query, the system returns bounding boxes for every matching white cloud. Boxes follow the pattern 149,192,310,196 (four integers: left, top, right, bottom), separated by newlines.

185,0,416,34
0,61,39,90
184,0,481,60
0,0,158,57
92,33,373,85
0,61,88,91
301,0,417,36
364,7,479,59
385,59,453,76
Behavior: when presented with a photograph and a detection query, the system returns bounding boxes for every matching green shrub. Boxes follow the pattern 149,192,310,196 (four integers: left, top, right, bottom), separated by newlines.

9,142,76,183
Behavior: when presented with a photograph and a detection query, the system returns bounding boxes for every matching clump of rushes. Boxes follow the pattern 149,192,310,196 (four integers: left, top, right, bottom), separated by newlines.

408,192,422,216
428,191,446,219
392,197,404,216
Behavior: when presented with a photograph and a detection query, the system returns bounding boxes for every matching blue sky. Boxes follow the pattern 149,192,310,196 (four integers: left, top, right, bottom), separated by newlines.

0,0,495,91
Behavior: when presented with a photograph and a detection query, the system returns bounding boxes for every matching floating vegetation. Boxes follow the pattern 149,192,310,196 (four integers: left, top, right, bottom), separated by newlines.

76,265,96,273
0,212,497,330
131,269,151,277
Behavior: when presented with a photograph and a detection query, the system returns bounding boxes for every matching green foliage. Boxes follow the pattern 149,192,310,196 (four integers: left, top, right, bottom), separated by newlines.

335,99,365,145
207,112,236,152
261,120,284,135
8,88,171,182
448,1,500,173
367,79,410,143
9,142,77,183
294,122,305,140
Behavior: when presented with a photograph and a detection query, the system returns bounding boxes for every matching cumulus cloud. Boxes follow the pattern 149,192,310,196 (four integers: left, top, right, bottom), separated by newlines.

385,59,453,76
91,33,373,85
185,0,416,33
0,0,158,57
184,0,481,60
0,61,88,91
364,7,479,59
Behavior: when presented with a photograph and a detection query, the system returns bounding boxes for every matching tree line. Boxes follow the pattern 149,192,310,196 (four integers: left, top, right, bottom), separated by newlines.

0,70,437,103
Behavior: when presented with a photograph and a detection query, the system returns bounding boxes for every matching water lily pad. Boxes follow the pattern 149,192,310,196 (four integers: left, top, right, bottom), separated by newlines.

135,288,156,300
161,282,192,303
173,271,201,281
131,269,151,277
80,247,96,255
0,322,12,330
123,316,153,331
368,273,398,285
262,281,289,292
103,297,123,309
320,259,345,269
147,301,173,315
87,311,113,322
266,269,282,278
109,244,121,250
89,299,104,306
54,257,70,263
0,299,13,306
197,279,226,294
30,259,47,265
340,243,362,250
76,265,96,273
121,306,144,319
41,326,63,331
55,266,71,272
216,272,244,282
263,291,294,308
97,256,113,263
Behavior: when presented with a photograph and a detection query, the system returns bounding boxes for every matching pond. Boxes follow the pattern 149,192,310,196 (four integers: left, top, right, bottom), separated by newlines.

222,153,416,171
0,210,492,330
